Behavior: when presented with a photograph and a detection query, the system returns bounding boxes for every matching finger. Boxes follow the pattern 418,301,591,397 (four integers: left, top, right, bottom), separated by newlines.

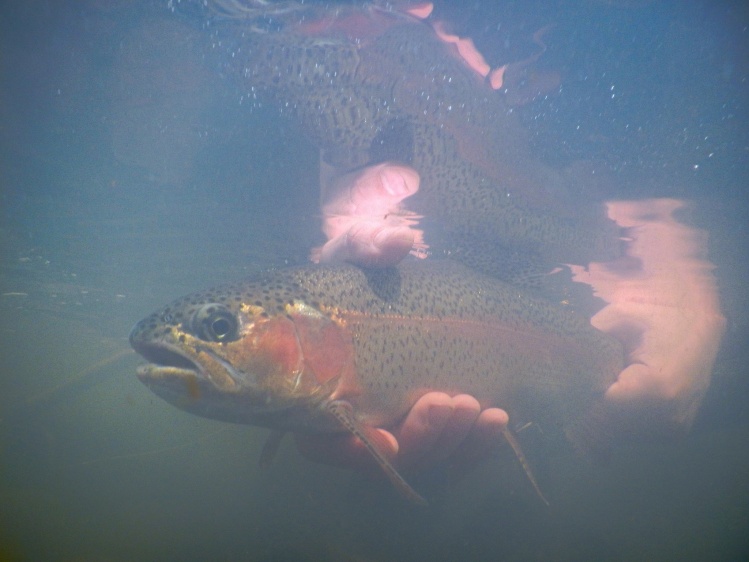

410,394,481,469
475,407,510,435
318,223,414,267
449,407,509,475
347,223,414,267
394,392,454,467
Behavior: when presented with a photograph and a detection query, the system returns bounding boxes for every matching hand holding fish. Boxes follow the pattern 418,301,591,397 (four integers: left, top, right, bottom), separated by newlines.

302,162,510,474
130,201,725,501
301,195,726,472
295,393,509,472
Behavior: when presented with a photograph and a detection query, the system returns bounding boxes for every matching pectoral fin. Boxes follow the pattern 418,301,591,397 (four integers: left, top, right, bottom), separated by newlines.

502,427,550,506
327,400,428,506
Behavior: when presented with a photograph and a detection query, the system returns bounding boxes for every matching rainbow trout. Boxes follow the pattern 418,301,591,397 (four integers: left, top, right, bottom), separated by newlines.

130,260,623,503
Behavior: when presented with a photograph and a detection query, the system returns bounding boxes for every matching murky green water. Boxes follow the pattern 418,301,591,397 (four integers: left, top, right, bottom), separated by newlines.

1,1,747,560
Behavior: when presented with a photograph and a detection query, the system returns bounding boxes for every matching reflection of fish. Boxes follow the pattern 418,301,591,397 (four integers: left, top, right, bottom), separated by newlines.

130,260,623,502
209,3,619,275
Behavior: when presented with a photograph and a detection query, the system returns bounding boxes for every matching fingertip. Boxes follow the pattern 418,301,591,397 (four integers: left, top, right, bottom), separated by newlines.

476,407,509,432
449,407,509,474
410,395,481,468
410,392,454,426
451,394,481,414
396,392,453,466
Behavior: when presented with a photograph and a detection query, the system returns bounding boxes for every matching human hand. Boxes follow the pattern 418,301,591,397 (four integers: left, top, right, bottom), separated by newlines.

311,161,427,267
570,199,726,437
295,392,509,473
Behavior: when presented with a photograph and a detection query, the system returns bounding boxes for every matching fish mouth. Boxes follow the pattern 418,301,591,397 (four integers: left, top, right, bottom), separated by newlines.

130,339,215,412
131,336,293,425
131,336,242,395
131,340,202,381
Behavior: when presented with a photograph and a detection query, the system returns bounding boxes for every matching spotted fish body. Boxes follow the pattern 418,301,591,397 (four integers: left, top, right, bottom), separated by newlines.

130,261,623,465
210,4,620,274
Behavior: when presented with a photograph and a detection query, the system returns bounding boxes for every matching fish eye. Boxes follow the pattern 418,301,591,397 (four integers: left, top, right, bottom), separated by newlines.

191,305,239,343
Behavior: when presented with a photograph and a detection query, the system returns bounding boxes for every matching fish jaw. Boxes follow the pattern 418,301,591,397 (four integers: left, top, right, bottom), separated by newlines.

129,298,357,431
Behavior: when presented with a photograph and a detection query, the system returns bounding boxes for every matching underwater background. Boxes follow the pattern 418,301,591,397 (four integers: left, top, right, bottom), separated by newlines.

1,1,747,560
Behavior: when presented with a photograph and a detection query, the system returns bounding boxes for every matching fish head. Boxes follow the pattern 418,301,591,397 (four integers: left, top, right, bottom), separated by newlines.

129,274,356,430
